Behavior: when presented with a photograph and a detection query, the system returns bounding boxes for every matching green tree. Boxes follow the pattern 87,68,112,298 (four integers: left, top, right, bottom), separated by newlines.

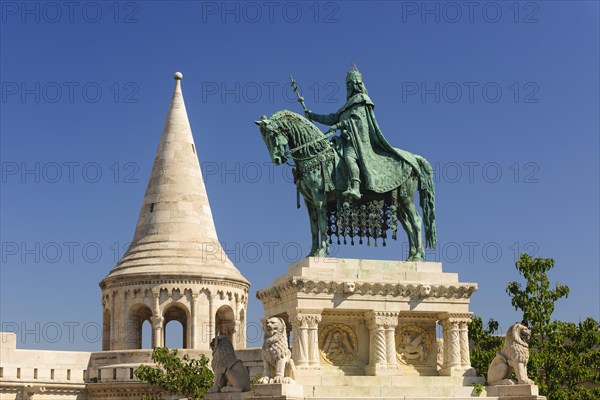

468,315,504,380
541,318,600,400
506,254,570,351
470,253,598,399
134,347,214,400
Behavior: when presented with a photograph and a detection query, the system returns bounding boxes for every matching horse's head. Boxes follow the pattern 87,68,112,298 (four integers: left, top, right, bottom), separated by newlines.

255,115,288,165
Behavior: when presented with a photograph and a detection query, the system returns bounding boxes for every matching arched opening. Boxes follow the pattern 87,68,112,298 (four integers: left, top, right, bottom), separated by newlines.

102,309,111,350
164,320,184,348
141,320,152,349
128,304,153,349
163,303,189,349
215,305,235,342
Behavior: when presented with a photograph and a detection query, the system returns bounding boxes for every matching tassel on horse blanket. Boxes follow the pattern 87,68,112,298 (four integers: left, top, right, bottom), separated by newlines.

292,167,301,209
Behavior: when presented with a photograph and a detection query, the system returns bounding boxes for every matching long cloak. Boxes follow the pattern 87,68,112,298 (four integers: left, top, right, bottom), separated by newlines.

312,93,421,193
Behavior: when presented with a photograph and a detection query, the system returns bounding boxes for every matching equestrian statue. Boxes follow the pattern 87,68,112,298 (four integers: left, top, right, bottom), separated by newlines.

255,67,436,261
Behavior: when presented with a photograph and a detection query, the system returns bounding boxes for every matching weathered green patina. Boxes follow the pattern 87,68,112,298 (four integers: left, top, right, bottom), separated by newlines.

307,67,422,200
255,69,436,261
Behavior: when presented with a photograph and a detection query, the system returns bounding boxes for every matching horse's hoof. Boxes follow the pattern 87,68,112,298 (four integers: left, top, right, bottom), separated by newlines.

313,248,328,257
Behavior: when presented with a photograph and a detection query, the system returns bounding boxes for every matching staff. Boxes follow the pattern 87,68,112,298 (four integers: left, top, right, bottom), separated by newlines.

289,75,311,120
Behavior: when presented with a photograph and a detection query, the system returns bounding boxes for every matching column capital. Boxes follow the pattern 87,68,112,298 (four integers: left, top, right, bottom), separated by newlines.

367,311,399,330
289,311,322,328
439,312,472,322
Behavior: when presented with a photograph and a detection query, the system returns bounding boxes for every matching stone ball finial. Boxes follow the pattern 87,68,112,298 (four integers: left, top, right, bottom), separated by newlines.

174,72,183,80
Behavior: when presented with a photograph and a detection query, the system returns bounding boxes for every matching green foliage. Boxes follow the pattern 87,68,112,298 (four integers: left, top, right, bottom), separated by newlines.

471,383,485,396
506,254,569,385
540,318,600,400
506,254,570,348
134,347,214,400
468,315,503,380
250,374,262,390
504,253,600,400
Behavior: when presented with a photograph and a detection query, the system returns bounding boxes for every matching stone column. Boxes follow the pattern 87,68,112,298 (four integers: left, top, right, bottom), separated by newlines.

151,316,164,347
110,291,117,350
307,314,322,367
459,319,476,375
289,311,322,370
233,320,241,347
117,290,127,350
366,312,399,375
236,300,247,349
151,292,164,348
440,313,471,376
120,291,129,349
190,293,199,349
289,313,309,367
386,317,399,369
208,291,215,341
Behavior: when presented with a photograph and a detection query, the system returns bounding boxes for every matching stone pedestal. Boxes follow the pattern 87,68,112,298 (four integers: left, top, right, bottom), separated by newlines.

205,392,250,400
256,258,478,382
251,383,304,399
487,384,546,399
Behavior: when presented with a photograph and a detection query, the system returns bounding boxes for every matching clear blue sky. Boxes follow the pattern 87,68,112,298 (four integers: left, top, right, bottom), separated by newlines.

1,1,598,351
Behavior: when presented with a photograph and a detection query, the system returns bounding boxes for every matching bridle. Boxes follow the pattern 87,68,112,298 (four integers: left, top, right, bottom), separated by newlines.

286,130,336,157
267,125,336,163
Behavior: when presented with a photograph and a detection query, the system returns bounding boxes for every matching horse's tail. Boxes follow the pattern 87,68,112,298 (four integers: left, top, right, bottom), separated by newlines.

415,155,437,249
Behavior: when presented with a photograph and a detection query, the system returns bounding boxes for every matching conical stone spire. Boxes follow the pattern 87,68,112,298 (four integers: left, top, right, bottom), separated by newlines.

102,72,248,285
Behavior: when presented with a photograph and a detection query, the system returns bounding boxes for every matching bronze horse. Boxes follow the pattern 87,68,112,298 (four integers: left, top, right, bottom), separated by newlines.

256,110,436,261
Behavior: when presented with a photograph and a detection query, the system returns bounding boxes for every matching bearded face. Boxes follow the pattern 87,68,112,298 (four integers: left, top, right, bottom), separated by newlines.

346,78,361,98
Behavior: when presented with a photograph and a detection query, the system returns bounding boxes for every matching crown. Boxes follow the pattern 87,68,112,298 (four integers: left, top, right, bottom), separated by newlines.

346,63,363,83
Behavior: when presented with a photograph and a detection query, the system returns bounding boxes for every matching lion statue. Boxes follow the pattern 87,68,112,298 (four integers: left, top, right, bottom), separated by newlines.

208,335,250,393
487,323,535,386
257,317,297,384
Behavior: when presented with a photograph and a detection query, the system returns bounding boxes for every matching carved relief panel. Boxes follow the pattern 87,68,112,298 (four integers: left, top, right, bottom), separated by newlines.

396,314,438,375
395,325,431,365
319,323,359,365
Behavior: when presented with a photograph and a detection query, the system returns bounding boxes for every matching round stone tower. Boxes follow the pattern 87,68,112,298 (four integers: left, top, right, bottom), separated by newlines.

99,73,249,351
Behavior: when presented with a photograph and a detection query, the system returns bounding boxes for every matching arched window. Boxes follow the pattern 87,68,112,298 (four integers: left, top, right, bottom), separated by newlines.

163,304,189,349
127,304,153,349
215,305,235,342
141,320,152,348
164,320,184,348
